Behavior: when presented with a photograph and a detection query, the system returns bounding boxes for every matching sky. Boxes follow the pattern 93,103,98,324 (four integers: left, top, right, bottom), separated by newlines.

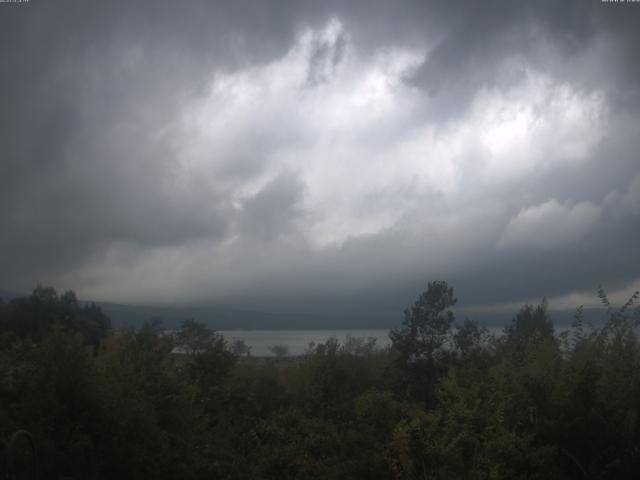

1,0,639,324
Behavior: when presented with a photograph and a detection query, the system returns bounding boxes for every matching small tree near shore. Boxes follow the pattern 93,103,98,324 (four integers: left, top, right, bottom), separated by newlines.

269,343,289,358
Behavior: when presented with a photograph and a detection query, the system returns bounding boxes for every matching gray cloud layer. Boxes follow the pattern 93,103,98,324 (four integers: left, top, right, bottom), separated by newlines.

1,1,639,322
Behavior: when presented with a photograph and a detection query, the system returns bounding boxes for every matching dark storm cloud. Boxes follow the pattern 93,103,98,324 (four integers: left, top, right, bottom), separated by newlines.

404,1,640,120
238,173,305,241
1,0,639,321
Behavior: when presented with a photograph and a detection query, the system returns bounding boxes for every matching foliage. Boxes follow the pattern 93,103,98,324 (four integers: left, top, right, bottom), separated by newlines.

389,280,457,406
1,284,640,478
390,280,457,364
0,286,110,346
231,338,252,357
268,344,290,358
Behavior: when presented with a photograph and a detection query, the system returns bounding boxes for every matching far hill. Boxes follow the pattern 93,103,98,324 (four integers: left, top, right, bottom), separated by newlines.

1,287,607,330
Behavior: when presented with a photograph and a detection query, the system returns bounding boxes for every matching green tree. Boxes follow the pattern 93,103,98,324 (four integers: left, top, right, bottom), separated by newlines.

176,320,236,395
231,338,251,357
252,409,344,480
269,344,290,359
95,322,202,479
390,281,457,405
453,318,492,365
505,300,553,343
0,286,109,346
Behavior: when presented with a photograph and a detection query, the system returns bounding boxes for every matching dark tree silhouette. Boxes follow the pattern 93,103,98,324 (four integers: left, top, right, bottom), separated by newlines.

390,280,457,405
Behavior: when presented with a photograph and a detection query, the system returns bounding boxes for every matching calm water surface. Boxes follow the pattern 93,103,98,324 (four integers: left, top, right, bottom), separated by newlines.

219,330,392,356
219,327,529,356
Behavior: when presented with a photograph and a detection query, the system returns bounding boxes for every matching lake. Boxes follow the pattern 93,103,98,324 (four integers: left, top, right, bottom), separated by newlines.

218,326,559,356
219,329,392,356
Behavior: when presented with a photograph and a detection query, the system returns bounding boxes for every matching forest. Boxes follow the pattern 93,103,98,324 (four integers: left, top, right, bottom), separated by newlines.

1,282,639,479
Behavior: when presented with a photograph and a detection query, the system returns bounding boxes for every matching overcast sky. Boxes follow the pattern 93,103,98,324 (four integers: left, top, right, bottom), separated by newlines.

1,0,639,321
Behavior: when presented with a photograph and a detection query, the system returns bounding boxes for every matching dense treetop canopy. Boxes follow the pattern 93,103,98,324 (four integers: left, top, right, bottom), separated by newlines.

1,284,639,479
